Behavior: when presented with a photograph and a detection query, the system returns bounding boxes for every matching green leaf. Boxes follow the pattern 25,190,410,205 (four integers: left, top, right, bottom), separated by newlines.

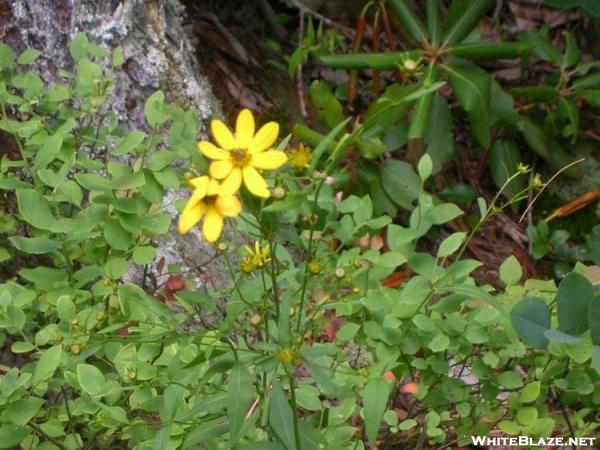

589,292,600,345
16,189,57,231
320,50,422,70
499,255,523,286
519,118,579,176
426,203,463,224
379,160,421,209
33,345,62,382
0,43,16,69
450,42,533,60
519,30,561,64
34,134,63,170
17,49,42,65
269,380,297,450
417,154,433,180
9,236,60,254
104,219,132,251
520,381,541,403
113,131,146,156
437,232,466,258
133,246,156,265
442,0,494,45
426,94,454,173
562,31,580,68
112,46,124,67
387,0,429,43
309,80,344,129
227,363,255,444
498,371,523,389
557,272,594,336
511,297,551,348
144,91,170,128
445,62,491,148
308,118,350,173
489,139,525,201
363,378,391,447
75,173,113,191
426,0,441,44
11,341,34,353
69,33,90,61
56,295,75,322
77,364,108,398
3,398,45,426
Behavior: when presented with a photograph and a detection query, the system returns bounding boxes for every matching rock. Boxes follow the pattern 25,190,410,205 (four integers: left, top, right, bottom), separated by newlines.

2,0,231,289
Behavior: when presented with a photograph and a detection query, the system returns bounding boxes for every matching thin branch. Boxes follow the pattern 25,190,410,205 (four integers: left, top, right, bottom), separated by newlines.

519,158,585,223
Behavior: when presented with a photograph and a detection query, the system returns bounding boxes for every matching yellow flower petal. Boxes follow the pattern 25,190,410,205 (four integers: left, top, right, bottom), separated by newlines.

178,202,206,234
251,150,288,170
235,109,255,148
209,159,234,179
188,176,209,196
211,119,238,150
216,195,242,217
206,177,222,196
198,141,228,160
202,206,224,243
242,165,270,198
220,167,242,195
250,122,279,153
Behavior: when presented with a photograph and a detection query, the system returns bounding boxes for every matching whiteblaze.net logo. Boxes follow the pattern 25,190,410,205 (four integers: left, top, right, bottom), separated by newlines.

471,436,597,447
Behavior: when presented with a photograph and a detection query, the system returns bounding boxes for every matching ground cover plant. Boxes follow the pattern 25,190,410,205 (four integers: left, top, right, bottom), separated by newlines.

1,1,600,449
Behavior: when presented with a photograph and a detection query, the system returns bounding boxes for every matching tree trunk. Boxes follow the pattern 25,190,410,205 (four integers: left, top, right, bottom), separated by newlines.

1,0,233,289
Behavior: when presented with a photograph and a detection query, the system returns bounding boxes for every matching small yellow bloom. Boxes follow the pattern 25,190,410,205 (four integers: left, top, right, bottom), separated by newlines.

241,257,256,274
532,173,545,190
288,143,312,170
307,260,322,275
246,241,271,267
279,347,295,364
198,109,287,198
178,176,242,243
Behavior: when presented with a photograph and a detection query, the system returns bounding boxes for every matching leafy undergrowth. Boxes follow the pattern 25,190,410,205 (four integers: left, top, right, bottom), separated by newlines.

2,2,600,448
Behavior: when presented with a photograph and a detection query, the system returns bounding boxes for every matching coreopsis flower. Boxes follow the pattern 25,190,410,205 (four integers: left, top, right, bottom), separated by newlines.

240,241,271,273
198,109,287,198
288,143,312,170
178,176,241,243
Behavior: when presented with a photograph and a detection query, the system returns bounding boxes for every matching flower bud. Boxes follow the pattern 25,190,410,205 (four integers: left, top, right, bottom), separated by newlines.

273,186,286,199
70,344,81,354
335,267,345,278
404,59,417,71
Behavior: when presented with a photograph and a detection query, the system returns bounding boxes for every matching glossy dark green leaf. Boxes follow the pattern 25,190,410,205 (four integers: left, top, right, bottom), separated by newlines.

442,0,494,45
519,30,561,64
518,118,579,176
408,67,438,140
451,42,532,60
426,94,454,172
445,62,491,148
427,0,441,44
489,139,525,201
562,31,580,68
510,86,558,102
320,50,422,70
387,0,429,43
511,297,551,348
572,73,600,90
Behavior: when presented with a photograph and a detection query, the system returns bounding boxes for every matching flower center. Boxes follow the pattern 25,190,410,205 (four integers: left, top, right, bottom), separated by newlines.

230,148,251,167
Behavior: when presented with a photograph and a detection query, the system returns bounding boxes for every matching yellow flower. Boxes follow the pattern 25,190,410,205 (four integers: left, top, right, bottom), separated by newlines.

178,176,242,243
245,241,271,268
278,347,295,364
288,143,312,170
307,260,322,275
198,109,287,198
